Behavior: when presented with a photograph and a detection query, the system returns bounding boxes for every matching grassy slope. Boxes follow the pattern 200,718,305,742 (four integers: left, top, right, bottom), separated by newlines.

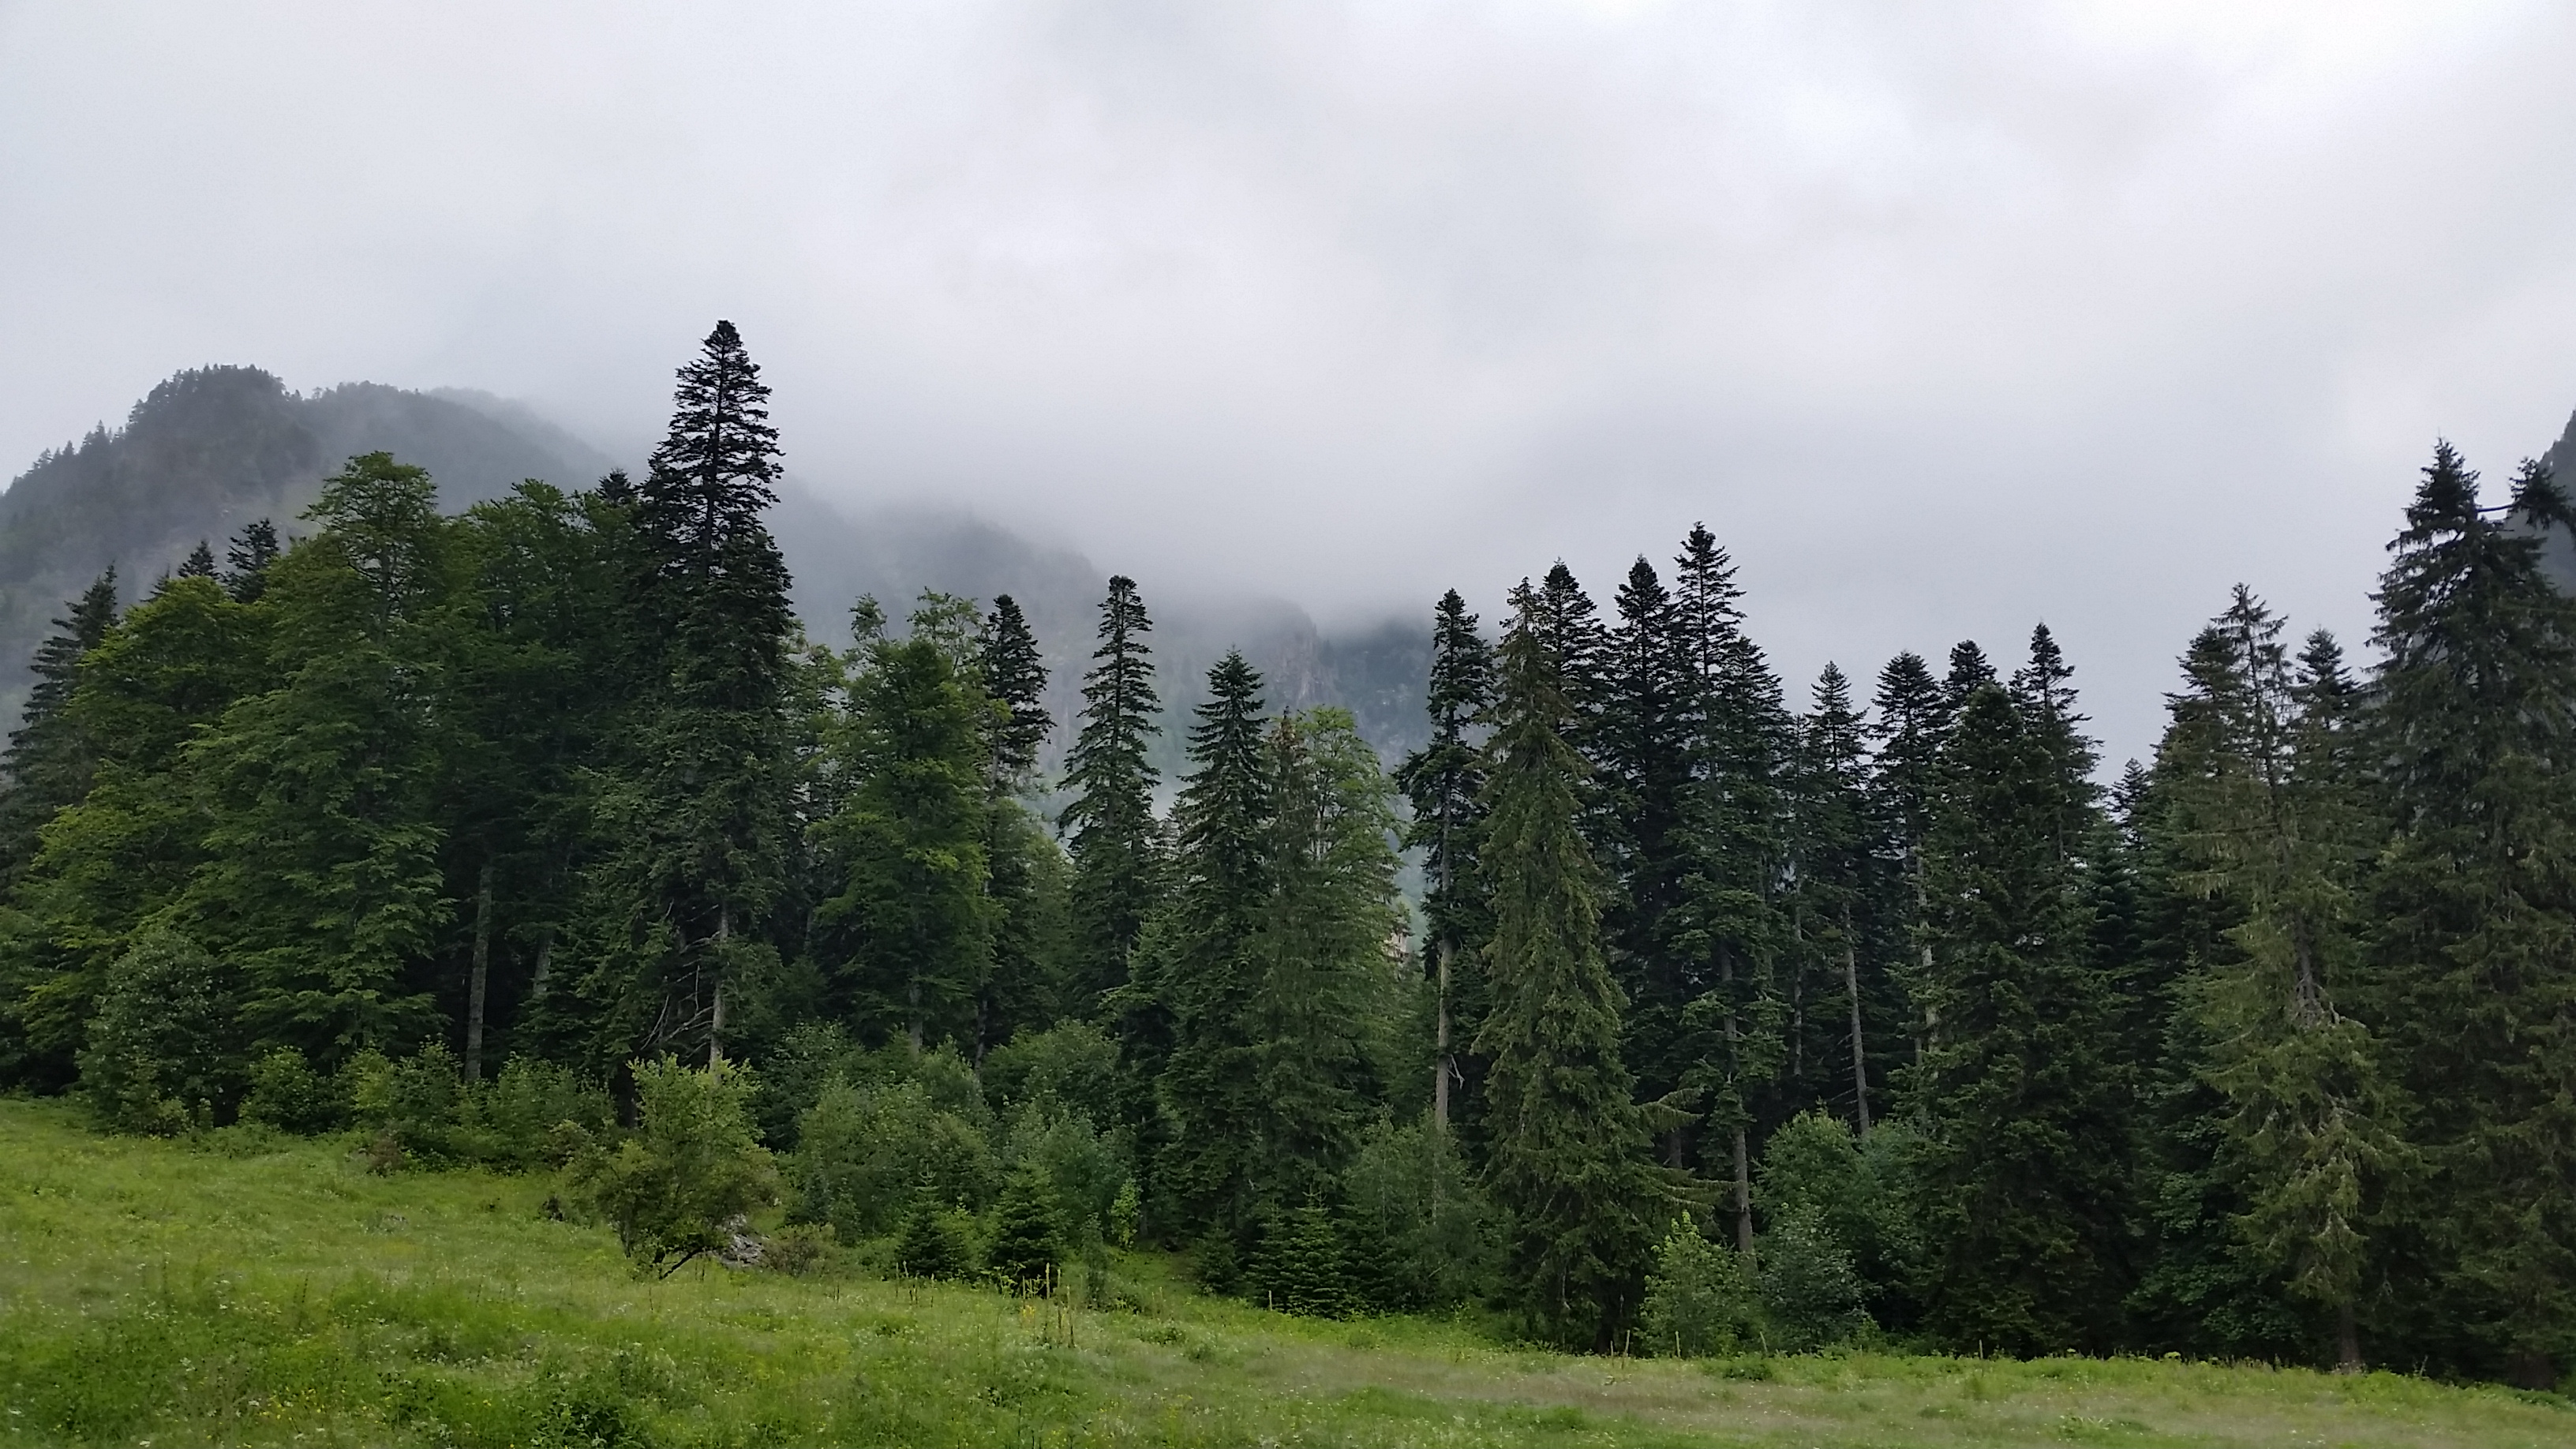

0,1100,2567,1449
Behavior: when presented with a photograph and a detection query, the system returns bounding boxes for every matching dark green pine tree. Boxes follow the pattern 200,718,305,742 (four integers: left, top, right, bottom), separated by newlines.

1252,707,1402,1207
1059,575,1165,1012
2173,588,2404,1372
2364,445,2576,1386
182,454,456,1062
1394,589,1492,1135
1155,652,1274,1241
979,593,1051,792
815,608,996,1051
976,592,1064,1054
177,541,217,579
1477,578,1668,1349
1786,663,1879,1131
1252,1200,1354,1318
1908,641,2132,1355
1944,640,1997,703
1869,651,1949,1082
223,519,281,604
987,1164,1066,1287
599,320,796,1064
1597,557,1698,1159
0,570,120,889
1667,522,1788,1252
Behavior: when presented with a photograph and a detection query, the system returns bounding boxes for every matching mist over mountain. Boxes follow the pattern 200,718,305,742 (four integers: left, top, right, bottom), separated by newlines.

0,368,1429,766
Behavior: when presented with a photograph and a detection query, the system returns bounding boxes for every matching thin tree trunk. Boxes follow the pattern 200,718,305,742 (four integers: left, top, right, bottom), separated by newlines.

2335,1300,2361,1373
528,930,554,1001
710,904,729,1066
1844,906,1870,1136
1732,1124,1754,1255
1790,915,1806,1088
465,859,494,1083
908,977,924,1053
1433,938,1452,1132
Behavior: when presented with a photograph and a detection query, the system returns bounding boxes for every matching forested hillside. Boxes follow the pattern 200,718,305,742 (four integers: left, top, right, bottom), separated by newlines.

0,371,1432,769
6,322,2576,1394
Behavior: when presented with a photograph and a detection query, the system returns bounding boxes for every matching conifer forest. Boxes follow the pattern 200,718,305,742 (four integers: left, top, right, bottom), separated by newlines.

13,319,2576,1396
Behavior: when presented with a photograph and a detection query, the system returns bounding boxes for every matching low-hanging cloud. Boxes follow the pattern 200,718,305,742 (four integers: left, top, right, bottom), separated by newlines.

5,0,2575,765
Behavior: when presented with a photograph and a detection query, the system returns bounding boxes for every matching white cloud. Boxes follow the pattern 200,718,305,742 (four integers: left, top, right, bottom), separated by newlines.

2,0,2573,762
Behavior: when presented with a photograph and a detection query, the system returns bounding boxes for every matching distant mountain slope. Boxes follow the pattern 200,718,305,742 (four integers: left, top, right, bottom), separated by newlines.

0,369,1432,768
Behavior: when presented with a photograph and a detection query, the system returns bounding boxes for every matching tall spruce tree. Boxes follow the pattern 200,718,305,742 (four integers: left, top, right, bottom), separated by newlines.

1870,651,1949,1081
1395,590,1493,1134
2364,444,2576,1385
224,519,281,604
976,592,1062,1054
1060,575,1165,1013
1253,707,1403,1209
597,320,796,1064
1598,558,1698,1156
1155,651,1273,1241
816,604,997,1051
979,594,1051,792
1668,523,1788,1251
2170,588,2404,1372
1477,578,1666,1347
1788,663,1878,1131
0,570,120,888
1909,642,2131,1354
181,454,456,1061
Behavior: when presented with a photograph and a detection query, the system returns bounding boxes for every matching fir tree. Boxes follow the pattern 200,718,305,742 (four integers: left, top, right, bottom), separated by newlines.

1909,662,2131,1355
1155,651,1272,1239
1477,578,1667,1348
2364,444,2576,1385
1869,650,1949,1084
1668,522,1788,1251
1252,1201,1354,1317
181,453,455,1061
1787,663,1878,1132
1253,708,1402,1208
0,569,119,888
223,519,281,603
599,320,796,1064
987,1164,1065,1286
2171,587,2405,1372
815,605,997,1051
1059,575,1165,1012
979,593,1051,792
1395,589,1492,1134
177,540,217,579
1598,557,1698,1155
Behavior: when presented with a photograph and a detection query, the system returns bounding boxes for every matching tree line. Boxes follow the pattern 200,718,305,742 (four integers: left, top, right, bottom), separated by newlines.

0,322,2570,1386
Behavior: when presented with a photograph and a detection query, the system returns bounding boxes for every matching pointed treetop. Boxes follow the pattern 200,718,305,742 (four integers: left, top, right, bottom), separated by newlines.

1944,640,1994,702
178,540,217,578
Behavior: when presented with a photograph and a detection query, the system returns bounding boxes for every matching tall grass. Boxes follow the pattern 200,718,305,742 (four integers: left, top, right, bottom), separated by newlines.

1,1099,2567,1447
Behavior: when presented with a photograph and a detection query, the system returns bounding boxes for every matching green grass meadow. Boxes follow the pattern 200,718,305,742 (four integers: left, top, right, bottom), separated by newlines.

0,1098,2568,1447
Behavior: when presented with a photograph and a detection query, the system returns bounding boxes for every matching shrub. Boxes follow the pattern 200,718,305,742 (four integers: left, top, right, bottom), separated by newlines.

1001,1101,1129,1245
77,928,235,1134
1339,1116,1503,1312
459,1056,613,1169
241,1046,343,1133
1758,1211,1872,1350
982,1021,1120,1122
565,1055,781,1277
792,1078,997,1239
1638,1219,1764,1357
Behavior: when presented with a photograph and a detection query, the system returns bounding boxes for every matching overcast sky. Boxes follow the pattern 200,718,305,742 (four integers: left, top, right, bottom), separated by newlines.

6,1,2576,766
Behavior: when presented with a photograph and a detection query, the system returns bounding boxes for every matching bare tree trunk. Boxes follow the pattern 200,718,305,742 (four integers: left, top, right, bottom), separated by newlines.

1732,1125,1754,1255
908,977,924,1053
2335,1300,2361,1373
465,859,494,1083
709,904,729,1066
1844,919,1870,1136
528,931,554,1001
1433,939,1452,1132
